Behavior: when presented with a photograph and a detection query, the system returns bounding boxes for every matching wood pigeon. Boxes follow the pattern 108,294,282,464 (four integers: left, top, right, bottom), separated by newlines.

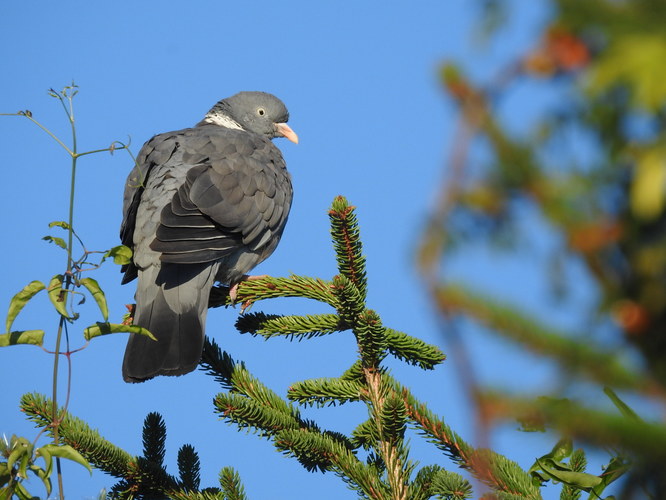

120,91,298,383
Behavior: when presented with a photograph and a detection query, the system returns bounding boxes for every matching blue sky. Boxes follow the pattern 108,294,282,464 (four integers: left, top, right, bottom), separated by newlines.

0,1,615,498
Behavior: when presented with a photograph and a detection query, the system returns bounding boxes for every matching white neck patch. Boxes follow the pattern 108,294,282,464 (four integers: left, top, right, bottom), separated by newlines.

203,112,245,130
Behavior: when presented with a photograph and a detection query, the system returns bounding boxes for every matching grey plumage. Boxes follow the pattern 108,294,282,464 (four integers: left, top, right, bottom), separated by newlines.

120,92,297,383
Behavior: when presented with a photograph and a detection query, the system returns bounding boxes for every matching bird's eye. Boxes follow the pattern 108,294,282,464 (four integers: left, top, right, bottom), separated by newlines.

257,108,266,116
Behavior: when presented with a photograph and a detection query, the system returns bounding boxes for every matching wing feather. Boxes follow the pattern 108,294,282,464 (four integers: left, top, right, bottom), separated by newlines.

148,125,292,268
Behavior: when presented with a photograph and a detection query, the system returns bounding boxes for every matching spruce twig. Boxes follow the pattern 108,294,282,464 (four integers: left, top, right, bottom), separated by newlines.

236,312,346,339
435,284,648,392
396,384,541,498
234,276,339,309
219,466,247,500
329,195,368,301
201,197,454,499
479,391,666,459
21,392,135,480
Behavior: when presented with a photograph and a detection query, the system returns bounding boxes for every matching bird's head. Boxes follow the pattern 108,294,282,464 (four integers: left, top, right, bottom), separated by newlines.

202,91,298,144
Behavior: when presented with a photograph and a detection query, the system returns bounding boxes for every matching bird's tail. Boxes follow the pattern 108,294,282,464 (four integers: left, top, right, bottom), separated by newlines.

122,262,218,383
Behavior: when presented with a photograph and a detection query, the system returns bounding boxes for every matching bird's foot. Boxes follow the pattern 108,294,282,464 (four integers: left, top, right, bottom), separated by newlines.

123,304,136,325
229,274,270,312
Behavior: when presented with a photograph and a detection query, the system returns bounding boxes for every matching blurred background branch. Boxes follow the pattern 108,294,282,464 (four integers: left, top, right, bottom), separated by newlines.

419,0,666,496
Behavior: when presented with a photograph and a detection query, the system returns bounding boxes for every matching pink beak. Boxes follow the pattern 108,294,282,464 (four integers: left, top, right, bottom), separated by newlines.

276,123,299,144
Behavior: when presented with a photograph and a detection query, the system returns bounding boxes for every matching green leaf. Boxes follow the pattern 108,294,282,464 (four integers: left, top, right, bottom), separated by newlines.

535,457,601,489
7,437,32,479
105,245,132,266
588,34,666,111
28,464,51,497
219,466,248,500
630,148,666,221
0,330,45,347
47,275,71,319
5,280,45,332
84,322,156,341
79,278,108,321
603,387,641,422
41,236,67,249
14,481,33,500
36,444,52,478
549,438,573,462
48,221,70,230
0,462,9,486
591,456,631,497
37,444,92,475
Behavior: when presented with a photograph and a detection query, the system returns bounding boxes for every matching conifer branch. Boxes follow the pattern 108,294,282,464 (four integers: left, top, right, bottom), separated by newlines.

331,274,366,325
385,328,446,370
408,465,473,500
142,412,167,466
21,394,216,496
340,361,366,383
396,386,540,498
410,465,441,500
236,312,346,339
200,337,244,390
435,284,647,392
351,419,381,450
232,276,339,309
288,378,367,407
379,394,408,447
214,393,301,436
354,309,388,369
201,198,455,499
365,371,412,499
219,466,247,500
167,491,223,500
480,391,666,459
275,428,388,499
203,341,363,478
429,468,473,499
329,195,368,301
20,393,135,480
229,365,297,417
177,444,201,492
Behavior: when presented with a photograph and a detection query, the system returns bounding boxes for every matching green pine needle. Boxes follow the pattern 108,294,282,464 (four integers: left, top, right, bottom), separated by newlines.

353,309,387,368
219,467,247,500
177,444,201,492
385,328,446,370
199,336,245,391
213,393,300,437
288,377,366,407
329,195,368,301
142,412,167,467
20,393,134,479
429,469,474,499
379,394,407,446
275,427,389,498
234,275,339,308
331,274,366,324
436,284,646,391
352,419,381,451
236,312,346,340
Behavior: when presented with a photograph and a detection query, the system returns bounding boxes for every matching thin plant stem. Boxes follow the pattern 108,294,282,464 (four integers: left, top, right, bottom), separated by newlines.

3,85,136,498
77,143,127,157
25,114,75,156
49,86,79,500
52,316,66,498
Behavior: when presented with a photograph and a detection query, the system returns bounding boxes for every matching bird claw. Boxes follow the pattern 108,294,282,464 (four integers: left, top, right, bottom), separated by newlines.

229,283,241,303
123,304,136,325
229,274,269,312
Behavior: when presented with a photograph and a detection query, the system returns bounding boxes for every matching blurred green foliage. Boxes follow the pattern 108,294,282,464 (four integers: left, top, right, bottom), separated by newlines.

421,0,666,497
